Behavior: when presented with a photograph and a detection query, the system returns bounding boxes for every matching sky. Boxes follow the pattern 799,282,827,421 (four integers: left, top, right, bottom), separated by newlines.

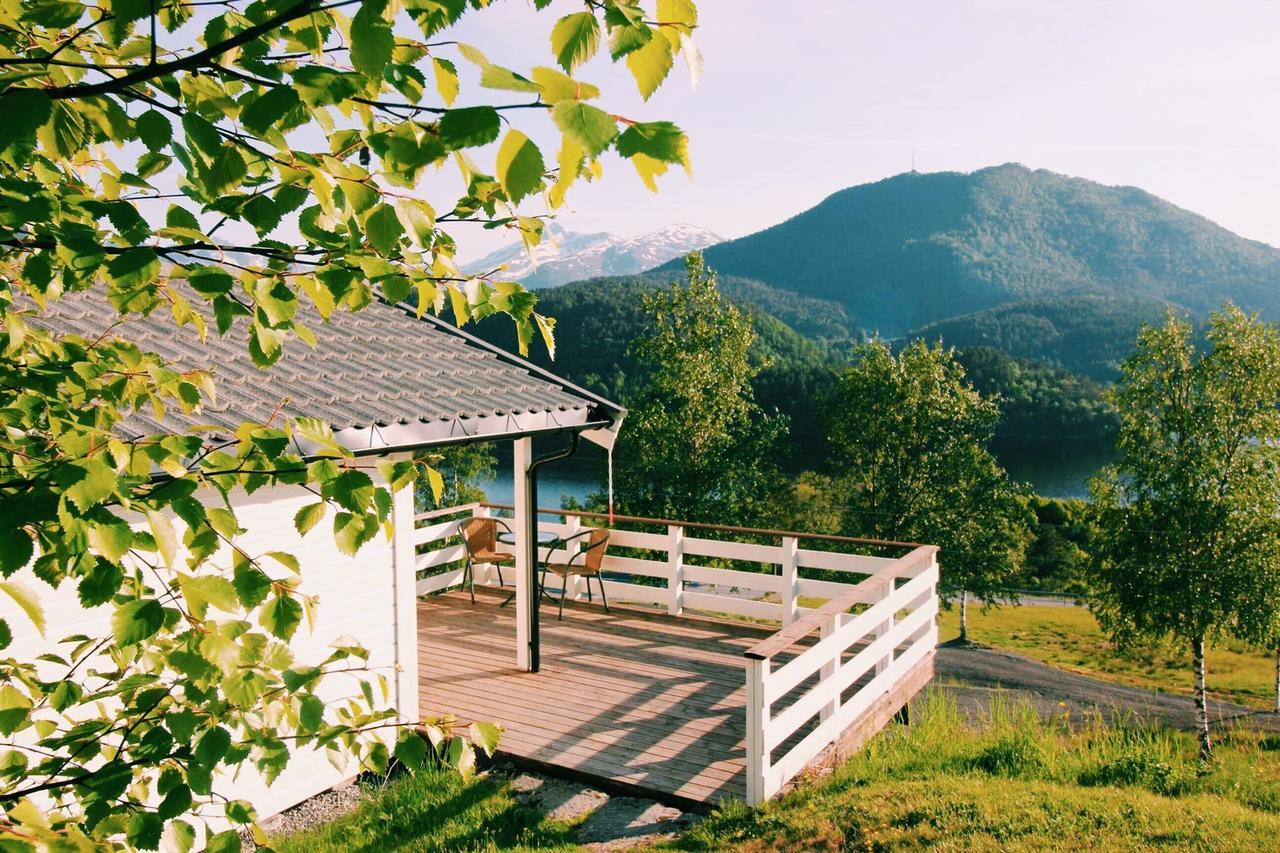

451,0,1280,262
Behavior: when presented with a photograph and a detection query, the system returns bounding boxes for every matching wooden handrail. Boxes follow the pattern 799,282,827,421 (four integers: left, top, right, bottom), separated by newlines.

479,502,927,550
413,502,482,523
743,545,938,661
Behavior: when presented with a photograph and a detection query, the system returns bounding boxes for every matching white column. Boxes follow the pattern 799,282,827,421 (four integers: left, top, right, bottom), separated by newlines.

513,437,533,671
389,456,420,722
744,656,770,806
780,536,799,626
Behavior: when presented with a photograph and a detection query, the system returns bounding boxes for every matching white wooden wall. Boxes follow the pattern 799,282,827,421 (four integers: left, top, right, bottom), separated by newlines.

0,471,416,823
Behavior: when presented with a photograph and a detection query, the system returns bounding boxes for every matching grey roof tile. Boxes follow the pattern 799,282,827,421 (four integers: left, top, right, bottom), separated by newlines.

28,287,618,448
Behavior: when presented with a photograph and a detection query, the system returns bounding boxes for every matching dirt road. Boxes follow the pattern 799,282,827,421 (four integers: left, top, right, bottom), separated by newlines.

933,641,1280,734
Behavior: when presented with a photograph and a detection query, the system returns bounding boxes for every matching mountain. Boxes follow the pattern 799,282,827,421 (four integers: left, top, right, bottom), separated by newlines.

466,223,721,288
681,164,1280,336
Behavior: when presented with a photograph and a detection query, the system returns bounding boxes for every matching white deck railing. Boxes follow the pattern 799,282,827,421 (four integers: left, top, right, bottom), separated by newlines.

411,503,939,804
742,544,938,804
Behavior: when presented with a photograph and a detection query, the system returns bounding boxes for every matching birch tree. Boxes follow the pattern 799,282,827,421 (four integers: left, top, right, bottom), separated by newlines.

823,339,1033,641
0,0,699,846
1090,304,1280,761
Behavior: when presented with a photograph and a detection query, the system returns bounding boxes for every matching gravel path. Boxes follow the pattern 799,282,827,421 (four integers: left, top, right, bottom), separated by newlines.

509,771,694,851
934,640,1280,733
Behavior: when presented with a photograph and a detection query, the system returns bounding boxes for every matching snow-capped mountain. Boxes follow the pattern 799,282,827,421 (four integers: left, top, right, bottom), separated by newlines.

465,223,722,288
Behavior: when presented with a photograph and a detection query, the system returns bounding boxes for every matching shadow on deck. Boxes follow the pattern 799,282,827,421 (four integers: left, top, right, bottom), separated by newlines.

417,588,791,807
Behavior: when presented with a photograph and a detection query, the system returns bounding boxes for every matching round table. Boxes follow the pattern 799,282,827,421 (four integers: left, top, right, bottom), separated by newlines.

497,530,559,546
495,530,562,606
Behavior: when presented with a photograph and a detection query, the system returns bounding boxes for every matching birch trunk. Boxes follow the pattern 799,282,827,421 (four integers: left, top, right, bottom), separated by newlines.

959,590,969,644
1192,636,1212,761
1274,646,1279,714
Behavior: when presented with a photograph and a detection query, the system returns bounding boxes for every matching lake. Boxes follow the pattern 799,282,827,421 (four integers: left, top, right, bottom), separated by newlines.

475,441,1114,508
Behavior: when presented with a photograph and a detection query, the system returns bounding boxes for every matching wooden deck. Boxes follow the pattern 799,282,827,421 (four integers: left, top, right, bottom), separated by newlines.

417,588,789,806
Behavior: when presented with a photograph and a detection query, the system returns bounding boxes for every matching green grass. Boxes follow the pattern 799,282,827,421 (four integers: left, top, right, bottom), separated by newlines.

273,768,580,853
676,691,1280,851
939,603,1277,708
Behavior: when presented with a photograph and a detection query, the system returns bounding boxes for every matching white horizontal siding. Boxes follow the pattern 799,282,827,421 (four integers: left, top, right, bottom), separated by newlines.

0,480,404,824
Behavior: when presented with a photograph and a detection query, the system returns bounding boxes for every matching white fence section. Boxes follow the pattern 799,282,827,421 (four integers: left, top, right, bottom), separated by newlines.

742,545,939,804
413,503,912,621
413,504,940,805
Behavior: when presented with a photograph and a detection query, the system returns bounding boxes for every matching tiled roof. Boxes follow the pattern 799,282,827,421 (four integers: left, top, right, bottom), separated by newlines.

29,290,622,453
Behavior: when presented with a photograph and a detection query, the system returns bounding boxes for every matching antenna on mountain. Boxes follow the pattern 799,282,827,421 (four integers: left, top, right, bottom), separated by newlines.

911,146,917,173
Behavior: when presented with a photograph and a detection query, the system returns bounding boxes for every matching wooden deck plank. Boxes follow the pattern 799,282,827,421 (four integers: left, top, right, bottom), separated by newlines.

415,588,904,807
417,589,765,805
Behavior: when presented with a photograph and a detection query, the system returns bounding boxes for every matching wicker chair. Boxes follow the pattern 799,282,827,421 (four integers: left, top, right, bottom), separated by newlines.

458,517,515,604
539,527,611,620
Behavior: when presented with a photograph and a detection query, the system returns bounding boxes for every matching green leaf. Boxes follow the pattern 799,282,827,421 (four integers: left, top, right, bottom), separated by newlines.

0,89,51,155
126,811,163,851
393,730,428,770
551,11,600,72
136,109,173,151
364,203,404,254
106,246,161,290
147,509,179,567
614,120,688,164
232,561,273,608
260,595,303,641
395,198,436,246
194,726,231,768
0,581,43,635
550,101,617,158
478,64,541,93
87,515,132,562
0,685,32,735
468,720,502,757
438,107,500,150
292,67,362,107
78,559,124,607
240,87,301,136
351,0,395,79
432,57,459,107
495,130,545,204
294,502,327,536
625,34,674,100
0,527,34,576
178,574,239,619
112,598,165,646
60,458,119,512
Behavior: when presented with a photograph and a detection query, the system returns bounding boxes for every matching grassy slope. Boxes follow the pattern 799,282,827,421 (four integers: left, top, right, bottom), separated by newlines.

271,695,1280,852
937,604,1275,708
678,692,1280,851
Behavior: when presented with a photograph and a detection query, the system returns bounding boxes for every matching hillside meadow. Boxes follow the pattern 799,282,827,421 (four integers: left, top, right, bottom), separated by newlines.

938,604,1275,709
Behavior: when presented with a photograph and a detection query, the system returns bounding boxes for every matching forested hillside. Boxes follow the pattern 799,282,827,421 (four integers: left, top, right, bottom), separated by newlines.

909,296,1180,380
471,271,1114,467
684,164,1280,336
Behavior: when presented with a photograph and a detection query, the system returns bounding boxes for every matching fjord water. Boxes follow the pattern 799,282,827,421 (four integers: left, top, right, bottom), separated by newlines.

477,442,1112,507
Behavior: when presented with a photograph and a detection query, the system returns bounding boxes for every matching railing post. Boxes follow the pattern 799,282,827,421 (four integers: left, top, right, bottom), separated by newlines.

780,536,799,626
474,504,493,586
875,578,895,676
563,513,582,599
819,612,840,722
744,656,770,805
667,524,684,616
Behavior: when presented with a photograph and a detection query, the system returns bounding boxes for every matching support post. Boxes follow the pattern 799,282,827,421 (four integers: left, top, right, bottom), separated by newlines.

513,437,533,672
780,536,799,626
744,656,770,806
389,456,419,722
667,524,685,616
